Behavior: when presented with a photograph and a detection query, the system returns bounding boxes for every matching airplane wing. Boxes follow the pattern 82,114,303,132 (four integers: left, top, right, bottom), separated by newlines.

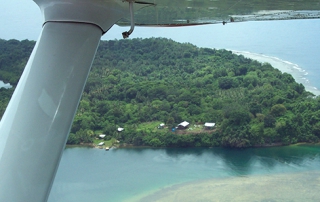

118,0,320,26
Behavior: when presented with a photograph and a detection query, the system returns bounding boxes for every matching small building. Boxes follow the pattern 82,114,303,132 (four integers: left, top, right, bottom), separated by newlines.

158,123,165,129
204,122,215,130
117,127,124,132
98,142,105,146
99,134,106,139
177,121,190,129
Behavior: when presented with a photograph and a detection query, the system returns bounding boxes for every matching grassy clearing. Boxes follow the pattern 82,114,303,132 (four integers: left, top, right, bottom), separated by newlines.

136,121,165,133
93,137,117,147
185,124,205,132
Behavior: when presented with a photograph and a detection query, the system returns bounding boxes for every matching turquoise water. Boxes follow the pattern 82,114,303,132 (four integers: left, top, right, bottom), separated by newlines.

48,145,320,201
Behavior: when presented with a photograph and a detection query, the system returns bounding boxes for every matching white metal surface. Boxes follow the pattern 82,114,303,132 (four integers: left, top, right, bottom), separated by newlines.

0,0,142,200
0,22,102,201
34,0,147,32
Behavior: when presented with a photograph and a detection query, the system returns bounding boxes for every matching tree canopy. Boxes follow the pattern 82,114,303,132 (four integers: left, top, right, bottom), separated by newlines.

1,38,320,148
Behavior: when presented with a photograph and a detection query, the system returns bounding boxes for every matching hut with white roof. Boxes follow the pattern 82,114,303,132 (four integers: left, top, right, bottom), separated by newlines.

177,121,190,129
99,134,106,139
204,122,215,130
158,123,165,129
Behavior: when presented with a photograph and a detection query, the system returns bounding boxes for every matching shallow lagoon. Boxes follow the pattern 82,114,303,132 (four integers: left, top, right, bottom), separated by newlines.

48,145,320,202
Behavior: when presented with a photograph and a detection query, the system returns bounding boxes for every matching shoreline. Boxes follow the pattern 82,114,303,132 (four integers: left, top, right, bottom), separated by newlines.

66,141,320,150
231,50,320,96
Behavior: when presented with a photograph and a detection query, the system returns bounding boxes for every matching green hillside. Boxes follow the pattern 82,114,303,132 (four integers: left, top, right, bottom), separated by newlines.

1,38,320,148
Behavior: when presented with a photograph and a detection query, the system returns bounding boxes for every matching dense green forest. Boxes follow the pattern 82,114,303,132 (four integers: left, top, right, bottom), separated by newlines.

1,38,320,148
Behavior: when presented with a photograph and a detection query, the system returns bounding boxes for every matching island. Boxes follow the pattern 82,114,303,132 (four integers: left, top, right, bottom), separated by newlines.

1,38,320,148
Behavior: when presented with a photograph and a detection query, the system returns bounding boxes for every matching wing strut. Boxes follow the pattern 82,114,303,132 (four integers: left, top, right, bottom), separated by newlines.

122,0,135,38
0,0,137,201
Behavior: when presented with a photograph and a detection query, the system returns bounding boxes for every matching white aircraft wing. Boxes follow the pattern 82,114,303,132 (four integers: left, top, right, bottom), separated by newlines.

117,0,320,26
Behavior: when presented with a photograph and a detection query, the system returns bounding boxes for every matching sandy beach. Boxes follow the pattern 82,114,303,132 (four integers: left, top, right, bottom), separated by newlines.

232,51,320,96
137,171,320,202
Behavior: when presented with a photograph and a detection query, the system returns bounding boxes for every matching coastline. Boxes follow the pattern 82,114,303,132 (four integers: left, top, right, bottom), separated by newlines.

68,50,320,149
232,50,320,96
67,141,320,150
